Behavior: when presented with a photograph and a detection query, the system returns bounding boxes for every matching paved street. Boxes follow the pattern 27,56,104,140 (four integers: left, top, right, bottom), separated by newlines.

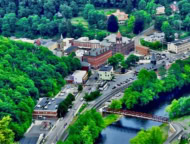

44,72,98,144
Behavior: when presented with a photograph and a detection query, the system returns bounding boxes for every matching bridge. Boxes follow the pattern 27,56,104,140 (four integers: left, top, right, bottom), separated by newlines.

102,107,169,123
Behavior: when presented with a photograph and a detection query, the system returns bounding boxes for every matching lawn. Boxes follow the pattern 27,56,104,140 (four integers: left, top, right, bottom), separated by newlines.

97,8,117,15
71,17,89,28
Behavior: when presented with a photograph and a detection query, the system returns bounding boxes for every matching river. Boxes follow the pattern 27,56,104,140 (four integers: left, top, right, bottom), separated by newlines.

96,88,190,144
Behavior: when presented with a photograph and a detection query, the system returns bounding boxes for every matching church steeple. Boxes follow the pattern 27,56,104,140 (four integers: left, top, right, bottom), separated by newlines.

116,31,122,44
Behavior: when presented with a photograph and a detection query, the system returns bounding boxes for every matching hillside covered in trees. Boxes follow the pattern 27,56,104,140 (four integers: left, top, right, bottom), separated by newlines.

0,36,81,140
1,0,190,40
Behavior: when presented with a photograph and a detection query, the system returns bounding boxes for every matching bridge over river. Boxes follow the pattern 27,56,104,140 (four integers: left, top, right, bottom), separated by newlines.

102,107,169,123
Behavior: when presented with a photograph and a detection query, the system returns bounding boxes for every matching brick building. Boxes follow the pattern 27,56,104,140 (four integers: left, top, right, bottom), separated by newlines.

135,45,150,55
33,98,64,119
82,47,112,69
71,37,100,49
102,32,135,55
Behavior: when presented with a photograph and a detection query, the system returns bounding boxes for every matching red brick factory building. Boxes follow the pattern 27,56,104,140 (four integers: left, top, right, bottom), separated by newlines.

82,47,112,69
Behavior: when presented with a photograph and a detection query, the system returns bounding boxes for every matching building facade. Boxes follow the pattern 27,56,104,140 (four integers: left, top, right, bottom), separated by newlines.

168,37,190,53
98,66,114,80
102,32,134,55
82,48,112,69
156,6,165,15
71,37,101,49
135,45,150,55
33,98,64,119
72,70,88,84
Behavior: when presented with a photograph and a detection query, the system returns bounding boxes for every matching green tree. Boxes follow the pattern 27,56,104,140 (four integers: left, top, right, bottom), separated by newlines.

107,15,119,33
130,126,163,144
78,85,83,92
138,0,146,10
161,21,174,42
158,66,167,79
109,100,122,110
155,16,167,31
83,4,95,19
60,4,73,19
0,116,14,144
126,16,136,33
108,53,124,69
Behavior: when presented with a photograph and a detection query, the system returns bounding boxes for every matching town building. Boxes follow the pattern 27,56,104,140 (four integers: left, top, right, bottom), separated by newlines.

135,45,150,55
98,66,114,81
170,2,179,12
33,97,64,119
108,10,128,24
72,70,88,84
156,6,165,15
168,37,190,54
82,47,112,69
63,38,74,51
64,46,79,55
81,61,91,71
71,37,101,49
102,32,134,55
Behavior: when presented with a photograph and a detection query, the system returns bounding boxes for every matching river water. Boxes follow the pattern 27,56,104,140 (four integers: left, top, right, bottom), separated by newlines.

96,89,190,144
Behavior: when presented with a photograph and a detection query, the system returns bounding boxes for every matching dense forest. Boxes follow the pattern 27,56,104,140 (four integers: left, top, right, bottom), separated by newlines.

110,57,190,110
0,36,81,140
1,0,190,40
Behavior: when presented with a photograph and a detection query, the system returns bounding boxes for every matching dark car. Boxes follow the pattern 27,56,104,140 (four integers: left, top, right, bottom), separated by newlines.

112,86,116,89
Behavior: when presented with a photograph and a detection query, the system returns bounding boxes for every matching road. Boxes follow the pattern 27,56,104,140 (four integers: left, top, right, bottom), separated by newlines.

44,72,98,144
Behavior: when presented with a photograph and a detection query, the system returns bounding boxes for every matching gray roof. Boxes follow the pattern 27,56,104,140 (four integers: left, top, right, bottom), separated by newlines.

84,47,110,57
64,46,78,54
81,61,90,67
135,63,165,72
34,97,64,111
99,66,113,71
104,34,132,43
171,36,190,46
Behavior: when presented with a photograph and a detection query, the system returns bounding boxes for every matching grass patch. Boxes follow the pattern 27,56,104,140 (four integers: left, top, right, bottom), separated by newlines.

104,114,120,127
78,103,88,114
160,123,169,143
71,17,89,28
97,8,117,15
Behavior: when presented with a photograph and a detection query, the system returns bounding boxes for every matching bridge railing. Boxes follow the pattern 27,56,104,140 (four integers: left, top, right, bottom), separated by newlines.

103,107,169,123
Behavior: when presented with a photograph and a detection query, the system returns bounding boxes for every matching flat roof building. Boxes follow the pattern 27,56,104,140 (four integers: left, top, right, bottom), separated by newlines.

168,37,190,53
72,70,88,84
33,97,64,119
82,47,112,69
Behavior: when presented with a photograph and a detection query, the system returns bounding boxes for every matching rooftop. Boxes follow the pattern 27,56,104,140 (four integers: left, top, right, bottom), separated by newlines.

72,70,87,78
64,46,79,54
84,47,110,57
104,33,131,43
170,36,190,46
99,66,113,71
108,10,128,21
34,97,64,111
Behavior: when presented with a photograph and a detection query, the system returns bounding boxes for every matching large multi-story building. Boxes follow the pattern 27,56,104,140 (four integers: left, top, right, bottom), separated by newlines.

82,47,112,69
71,37,101,49
168,37,190,54
102,32,135,55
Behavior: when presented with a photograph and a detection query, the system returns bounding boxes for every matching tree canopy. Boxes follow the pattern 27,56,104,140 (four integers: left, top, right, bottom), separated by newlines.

0,37,81,140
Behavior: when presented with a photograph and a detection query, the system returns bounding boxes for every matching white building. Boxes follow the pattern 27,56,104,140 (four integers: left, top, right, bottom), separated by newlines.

98,66,114,81
72,70,88,84
156,6,165,15
168,37,190,54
